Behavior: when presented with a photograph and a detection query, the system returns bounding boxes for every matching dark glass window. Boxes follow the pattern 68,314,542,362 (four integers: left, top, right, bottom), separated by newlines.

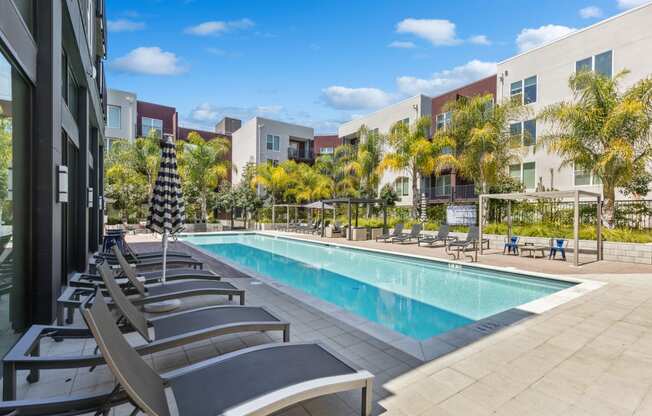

595,51,613,79
523,119,537,146
510,80,522,103
523,76,537,104
0,51,29,358
576,57,592,73
510,122,522,147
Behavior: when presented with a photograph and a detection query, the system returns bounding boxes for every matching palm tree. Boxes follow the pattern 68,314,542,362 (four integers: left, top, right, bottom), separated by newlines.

177,131,231,222
539,70,652,227
290,163,333,203
314,144,360,197
251,161,293,205
347,126,384,216
432,94,526,195
132,133,161,194
380,116,437,217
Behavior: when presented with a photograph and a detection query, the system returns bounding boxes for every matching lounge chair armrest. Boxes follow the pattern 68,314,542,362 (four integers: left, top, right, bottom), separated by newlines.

3,325,94,362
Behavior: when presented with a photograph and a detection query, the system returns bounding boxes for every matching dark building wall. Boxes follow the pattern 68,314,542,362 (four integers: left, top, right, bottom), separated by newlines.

431,75,497,118
314,135,341,154
0,0,107,348
178,127,233,183
215,117,241,135
136,100,178,138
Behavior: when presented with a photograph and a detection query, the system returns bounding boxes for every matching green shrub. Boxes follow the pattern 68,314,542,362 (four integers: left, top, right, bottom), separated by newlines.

483,222,652,243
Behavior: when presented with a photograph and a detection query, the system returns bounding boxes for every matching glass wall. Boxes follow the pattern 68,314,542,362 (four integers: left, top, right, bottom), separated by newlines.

0,51,28,358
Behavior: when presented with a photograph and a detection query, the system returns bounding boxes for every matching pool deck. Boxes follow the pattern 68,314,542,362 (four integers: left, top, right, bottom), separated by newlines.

6,231,652,415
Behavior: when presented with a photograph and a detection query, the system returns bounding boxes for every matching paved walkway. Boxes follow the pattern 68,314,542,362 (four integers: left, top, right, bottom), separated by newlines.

5,232,652,415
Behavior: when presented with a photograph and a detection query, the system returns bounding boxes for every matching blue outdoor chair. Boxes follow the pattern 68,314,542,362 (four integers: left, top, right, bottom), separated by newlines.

504,236,520,255
549,238,568,260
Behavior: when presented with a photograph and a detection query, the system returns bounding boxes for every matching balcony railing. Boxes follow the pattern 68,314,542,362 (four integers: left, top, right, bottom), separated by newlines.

288,148,314,160
422,184,478,201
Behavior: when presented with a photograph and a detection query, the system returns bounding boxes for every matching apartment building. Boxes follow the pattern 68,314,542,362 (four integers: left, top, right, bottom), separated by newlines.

314,135,341,156
338,95,432,206
231,117,314,184
496,3,652,197
426,75,497,202
0,0,108,356
105,88,137,147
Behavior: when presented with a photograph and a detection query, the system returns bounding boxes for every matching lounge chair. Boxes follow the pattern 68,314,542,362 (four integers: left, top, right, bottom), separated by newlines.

503,236,520,255
2,270,289,401
446,225,488,262
375,223,404,242
325,221,344,238
96,250,204,270
98,262,246,306
0,295,373,415
417,224,456,247
391,223,422,243
549,238,568,260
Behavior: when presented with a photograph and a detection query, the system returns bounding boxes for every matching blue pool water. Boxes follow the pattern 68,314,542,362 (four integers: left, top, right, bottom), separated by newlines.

182,233,574,340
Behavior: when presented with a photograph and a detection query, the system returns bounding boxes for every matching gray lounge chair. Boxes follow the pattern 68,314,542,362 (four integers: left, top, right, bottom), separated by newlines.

376,223,403,242
2,268,289,401
97,250,204,270
446,225,489,262
0,296,371,415
418,224,457,247
391,223,422,243
97,262,246,306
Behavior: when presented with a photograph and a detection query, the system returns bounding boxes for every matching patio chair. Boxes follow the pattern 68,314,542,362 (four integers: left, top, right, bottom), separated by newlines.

375,223,404,242
0,295,373,416
446,225,488,262
503,235,520,255
2,270,290,401
417,224,457,247
325,221,343,238
549,238,568,260
96,249,204,270
391,223,423,243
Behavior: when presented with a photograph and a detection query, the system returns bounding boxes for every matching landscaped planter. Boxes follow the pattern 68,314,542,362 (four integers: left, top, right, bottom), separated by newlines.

370,228,384,240
348,227,368,241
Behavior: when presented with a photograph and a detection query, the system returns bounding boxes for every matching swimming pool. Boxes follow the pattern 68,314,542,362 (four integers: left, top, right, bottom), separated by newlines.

182,233,575,340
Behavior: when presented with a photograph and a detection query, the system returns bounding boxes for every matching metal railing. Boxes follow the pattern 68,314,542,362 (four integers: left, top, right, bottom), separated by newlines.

287,148,314,160
423,184,478,201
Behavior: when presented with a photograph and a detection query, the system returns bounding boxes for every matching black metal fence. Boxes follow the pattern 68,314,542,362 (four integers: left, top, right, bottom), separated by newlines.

487,199,652,229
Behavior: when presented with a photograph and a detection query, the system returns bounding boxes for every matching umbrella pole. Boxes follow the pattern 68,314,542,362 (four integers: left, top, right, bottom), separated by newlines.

162,230,168,283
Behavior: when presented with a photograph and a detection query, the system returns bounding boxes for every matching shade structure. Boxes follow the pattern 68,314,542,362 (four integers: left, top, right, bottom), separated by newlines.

146,135,185,293
303,201,335,210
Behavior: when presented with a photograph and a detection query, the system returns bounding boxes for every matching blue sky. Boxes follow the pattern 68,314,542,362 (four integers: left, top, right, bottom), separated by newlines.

106,0,649,133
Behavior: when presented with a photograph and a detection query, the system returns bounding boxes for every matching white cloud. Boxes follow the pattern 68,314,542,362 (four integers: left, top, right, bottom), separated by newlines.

321,86,393,110
185,18,254,36
468,35,491,45
579,6,604,18
108,19,145,32
396,59,497,96
110,47,186,75
617,0,650,9
516,25,576,52
388,41,416,49
395,19,460,46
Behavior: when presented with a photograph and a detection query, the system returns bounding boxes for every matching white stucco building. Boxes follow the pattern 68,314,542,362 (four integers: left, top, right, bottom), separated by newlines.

105,88,137,147
338,95,432,206
231,117,315,185
496,2,652,198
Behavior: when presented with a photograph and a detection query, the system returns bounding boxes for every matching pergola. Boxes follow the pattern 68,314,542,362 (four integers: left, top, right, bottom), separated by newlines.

270,204,302,230
319,197,388,240
479,190,603,266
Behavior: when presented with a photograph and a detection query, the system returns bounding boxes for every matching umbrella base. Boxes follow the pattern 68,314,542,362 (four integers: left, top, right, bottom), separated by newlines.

143,299,182,313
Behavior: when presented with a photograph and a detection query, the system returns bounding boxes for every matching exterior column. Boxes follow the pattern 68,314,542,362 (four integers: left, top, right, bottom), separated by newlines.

574,191,580,267
597,196,602,261
479,196,484,255
77,89,90,271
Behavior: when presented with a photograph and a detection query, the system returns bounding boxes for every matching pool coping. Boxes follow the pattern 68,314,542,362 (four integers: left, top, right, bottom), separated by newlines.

181,231,605,361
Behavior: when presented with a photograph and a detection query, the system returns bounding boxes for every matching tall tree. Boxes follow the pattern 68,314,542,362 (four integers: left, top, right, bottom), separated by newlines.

132,133,161,194
380,116,437,217
315,144,360,198
348,125,383,216
251,161,293,205
432,94,526,195
539,70,652,227
289,163,333,203
177,131,231,222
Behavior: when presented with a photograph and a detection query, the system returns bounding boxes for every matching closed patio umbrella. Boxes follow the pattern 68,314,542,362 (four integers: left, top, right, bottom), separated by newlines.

145,134,185,311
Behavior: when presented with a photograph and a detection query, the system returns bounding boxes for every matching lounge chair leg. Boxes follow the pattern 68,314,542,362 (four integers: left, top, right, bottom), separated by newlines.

283,326,290,342
240,293,245,305
66,306,75,325
228,294,233,301
56,302,64,326
361,379,373,416
2,362,16,401
26,342,40,384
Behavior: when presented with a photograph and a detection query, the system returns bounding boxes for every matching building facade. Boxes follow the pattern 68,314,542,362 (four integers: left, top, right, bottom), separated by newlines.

313,135,341,156
105,88,136,147
136,100,178,140
338,95,432,206
231,117,314,184
496,3,652,197
0,0,108,359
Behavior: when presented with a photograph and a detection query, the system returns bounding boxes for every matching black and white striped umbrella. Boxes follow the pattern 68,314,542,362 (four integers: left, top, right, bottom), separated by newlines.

146,135,185,286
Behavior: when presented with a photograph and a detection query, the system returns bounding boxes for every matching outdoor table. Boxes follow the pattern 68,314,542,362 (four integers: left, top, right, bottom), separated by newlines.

519,242,549,258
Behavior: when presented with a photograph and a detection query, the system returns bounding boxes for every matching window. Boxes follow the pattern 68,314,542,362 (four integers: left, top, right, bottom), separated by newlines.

523,76,537,104
511,76,536,104
267,159,279,166
434,175,451,197
435,112,451,131
400,118,410,126
142,117,163,138
523,119,537,146
394,177,409,196
574,165,601,186
266,134,280,151
320,147,334,154
61,50,79,119
510,80,522,103
107,105,121,129
522,162,536,189
510,120,536,147
576,50,613,78
509,162,536,188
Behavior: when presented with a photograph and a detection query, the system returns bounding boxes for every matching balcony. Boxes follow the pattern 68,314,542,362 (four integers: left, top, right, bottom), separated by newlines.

422,183,478,201
287,147,314,161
